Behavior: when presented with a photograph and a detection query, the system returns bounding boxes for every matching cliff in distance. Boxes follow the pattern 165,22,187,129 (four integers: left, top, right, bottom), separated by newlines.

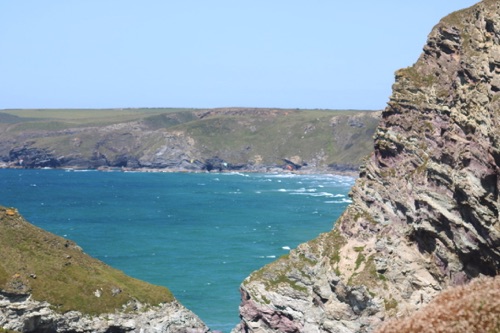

0,108,379,174
233,1,499,332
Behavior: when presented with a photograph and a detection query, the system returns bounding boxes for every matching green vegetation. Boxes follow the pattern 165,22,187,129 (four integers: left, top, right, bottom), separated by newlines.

0,108,193,121
347,255,382,289
377,273,388,282
0,107,380,170
396,66,437,89
268,273,308,293
384,297,398,311
353,208,377,225
244,245,322,301
354,246,366,270
0,329,19,333
0,206,174,315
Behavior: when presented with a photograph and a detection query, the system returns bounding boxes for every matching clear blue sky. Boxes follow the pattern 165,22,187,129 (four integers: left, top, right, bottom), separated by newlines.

0,1,479,110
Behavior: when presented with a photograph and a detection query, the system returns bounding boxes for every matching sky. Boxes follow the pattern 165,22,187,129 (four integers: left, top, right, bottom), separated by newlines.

0,1,480,110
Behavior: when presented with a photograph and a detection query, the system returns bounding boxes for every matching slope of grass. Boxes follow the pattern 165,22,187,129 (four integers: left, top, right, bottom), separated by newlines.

0,206,174,315
178,109,378,166
0,108,195,121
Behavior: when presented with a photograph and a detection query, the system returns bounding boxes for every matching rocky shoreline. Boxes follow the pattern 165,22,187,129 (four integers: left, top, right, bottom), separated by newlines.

0,108,380,179
0,159,361,177
3,1,500,332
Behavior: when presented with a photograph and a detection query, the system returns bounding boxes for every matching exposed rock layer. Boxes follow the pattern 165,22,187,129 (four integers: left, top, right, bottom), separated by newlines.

234,1,500,332
0,109,380,173
0,294,208,333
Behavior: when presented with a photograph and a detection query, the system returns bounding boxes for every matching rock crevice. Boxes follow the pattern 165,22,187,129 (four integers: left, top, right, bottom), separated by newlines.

233,1,500,332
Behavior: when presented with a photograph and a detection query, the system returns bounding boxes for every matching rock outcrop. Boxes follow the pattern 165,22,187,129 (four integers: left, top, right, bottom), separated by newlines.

0,206,209,333
0,294,208,333
233,1,500,332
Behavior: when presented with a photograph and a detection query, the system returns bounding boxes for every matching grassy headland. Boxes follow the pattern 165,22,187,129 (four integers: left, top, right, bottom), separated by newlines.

0,206,174,315
0,108,380,172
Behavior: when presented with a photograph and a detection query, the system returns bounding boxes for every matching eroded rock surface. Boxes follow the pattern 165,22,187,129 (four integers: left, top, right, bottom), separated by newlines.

233,1,500,332
0,294,208,333
0,109,380,173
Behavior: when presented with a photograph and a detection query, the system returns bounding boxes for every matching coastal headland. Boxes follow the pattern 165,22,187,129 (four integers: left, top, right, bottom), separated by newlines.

0,108,380,175
2,0,500,332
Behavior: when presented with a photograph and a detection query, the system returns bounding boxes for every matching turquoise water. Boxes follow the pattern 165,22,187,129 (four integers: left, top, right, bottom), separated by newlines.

0,169,354,332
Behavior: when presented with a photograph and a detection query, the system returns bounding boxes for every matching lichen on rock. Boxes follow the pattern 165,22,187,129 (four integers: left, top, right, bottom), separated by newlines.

233,1,500,332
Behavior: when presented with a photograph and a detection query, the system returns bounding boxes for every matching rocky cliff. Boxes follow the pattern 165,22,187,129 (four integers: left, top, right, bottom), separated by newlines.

0,206,209,333
0,108,379,173
233,1,500,332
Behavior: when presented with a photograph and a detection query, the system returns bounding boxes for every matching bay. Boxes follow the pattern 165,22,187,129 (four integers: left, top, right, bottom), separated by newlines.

0,169,354,332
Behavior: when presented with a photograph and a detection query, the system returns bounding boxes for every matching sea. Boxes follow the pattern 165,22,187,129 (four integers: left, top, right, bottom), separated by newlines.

0,169,354,332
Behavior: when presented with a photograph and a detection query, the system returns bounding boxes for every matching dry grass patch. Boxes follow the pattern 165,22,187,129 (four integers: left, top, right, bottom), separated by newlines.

375,275,500,333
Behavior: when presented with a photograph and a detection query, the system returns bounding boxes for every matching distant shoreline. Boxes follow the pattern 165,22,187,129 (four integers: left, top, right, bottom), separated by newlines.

0,164,360,178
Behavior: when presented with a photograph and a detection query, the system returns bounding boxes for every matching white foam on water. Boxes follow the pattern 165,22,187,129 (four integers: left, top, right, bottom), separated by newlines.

220,172,249,177
289,191,336,197
264,173,298,179
325,198,353,204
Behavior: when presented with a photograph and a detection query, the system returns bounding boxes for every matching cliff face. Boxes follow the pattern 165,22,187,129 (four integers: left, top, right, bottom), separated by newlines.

0,109,380,173
233,1,500,332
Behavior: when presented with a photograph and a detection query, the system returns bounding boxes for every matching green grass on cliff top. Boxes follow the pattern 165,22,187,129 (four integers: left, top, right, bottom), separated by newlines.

0,206,174,315
0,107,379,168
0,107,373,121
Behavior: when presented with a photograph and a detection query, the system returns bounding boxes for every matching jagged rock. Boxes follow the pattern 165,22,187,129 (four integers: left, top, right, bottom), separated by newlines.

204,157,229,172
233,1,500,332
9,146,61,168
0,293,208,333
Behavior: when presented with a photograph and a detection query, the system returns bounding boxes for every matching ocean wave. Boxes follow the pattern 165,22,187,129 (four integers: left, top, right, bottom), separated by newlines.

256,255,277,259
277,187,317,193
324,198,353,204
219,172,249,177
263,173,298,179
289,191,338,197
